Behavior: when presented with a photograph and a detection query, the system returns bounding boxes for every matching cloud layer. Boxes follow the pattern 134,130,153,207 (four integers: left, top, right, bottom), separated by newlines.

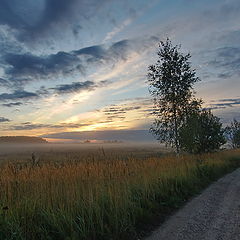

0,117,10,122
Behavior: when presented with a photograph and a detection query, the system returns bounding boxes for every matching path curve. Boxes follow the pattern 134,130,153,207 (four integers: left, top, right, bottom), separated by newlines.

145,169,240,240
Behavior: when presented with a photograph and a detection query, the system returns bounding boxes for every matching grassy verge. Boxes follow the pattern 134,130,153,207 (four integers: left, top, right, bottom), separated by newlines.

0,149,239,239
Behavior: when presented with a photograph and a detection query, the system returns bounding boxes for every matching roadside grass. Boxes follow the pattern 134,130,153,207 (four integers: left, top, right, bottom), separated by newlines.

0,149,239,239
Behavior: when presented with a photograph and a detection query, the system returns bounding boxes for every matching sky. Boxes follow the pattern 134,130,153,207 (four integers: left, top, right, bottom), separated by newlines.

0,0,240,138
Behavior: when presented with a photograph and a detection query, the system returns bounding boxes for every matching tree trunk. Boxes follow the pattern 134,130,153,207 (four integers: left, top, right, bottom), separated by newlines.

173,104,179,154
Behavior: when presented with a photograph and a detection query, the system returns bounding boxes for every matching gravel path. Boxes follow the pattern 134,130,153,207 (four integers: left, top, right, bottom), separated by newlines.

145,169,240,240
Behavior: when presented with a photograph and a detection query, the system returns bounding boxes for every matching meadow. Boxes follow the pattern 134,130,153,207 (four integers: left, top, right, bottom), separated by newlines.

0,143,239,240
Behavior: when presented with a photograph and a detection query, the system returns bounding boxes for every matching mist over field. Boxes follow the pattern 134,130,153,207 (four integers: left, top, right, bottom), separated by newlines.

0,142,165,160
42,129,156,142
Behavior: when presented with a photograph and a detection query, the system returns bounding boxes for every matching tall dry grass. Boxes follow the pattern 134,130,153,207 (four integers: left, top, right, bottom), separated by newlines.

0,149,239,239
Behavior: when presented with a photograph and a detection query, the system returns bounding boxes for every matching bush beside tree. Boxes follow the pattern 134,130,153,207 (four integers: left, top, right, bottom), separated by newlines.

225,119,240,149
179,110,226,154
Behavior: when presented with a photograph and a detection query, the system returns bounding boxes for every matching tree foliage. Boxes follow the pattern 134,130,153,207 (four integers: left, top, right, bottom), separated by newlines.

179,110,226,154
148,39,201,152
225,119,240,149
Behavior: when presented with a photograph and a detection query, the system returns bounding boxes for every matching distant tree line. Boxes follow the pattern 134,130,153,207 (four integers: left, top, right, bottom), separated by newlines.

0,136,47,143
148,39,240,154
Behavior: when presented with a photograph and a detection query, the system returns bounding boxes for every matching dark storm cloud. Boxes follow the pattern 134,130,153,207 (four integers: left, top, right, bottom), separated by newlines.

0,0,109,41
0,90,38,101
106,115,126,121
102,105,144,121
209,98,240,109
51,80,107,94
0,117,10,122
218,98,240,103
3,51,82,82
73,40,132,63
0,0,151,41
2,102,23,107
103,106,141,114
8,122,90,131
74,45,106,59
0,80,107,103
51,81,95,94
1,37,156,88
102,98,153,120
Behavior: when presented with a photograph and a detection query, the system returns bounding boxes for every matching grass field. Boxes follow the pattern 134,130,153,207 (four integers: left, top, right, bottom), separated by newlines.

0,144,239,240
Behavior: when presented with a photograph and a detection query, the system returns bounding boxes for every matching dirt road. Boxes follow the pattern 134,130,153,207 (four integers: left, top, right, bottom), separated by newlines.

145,169,240,240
